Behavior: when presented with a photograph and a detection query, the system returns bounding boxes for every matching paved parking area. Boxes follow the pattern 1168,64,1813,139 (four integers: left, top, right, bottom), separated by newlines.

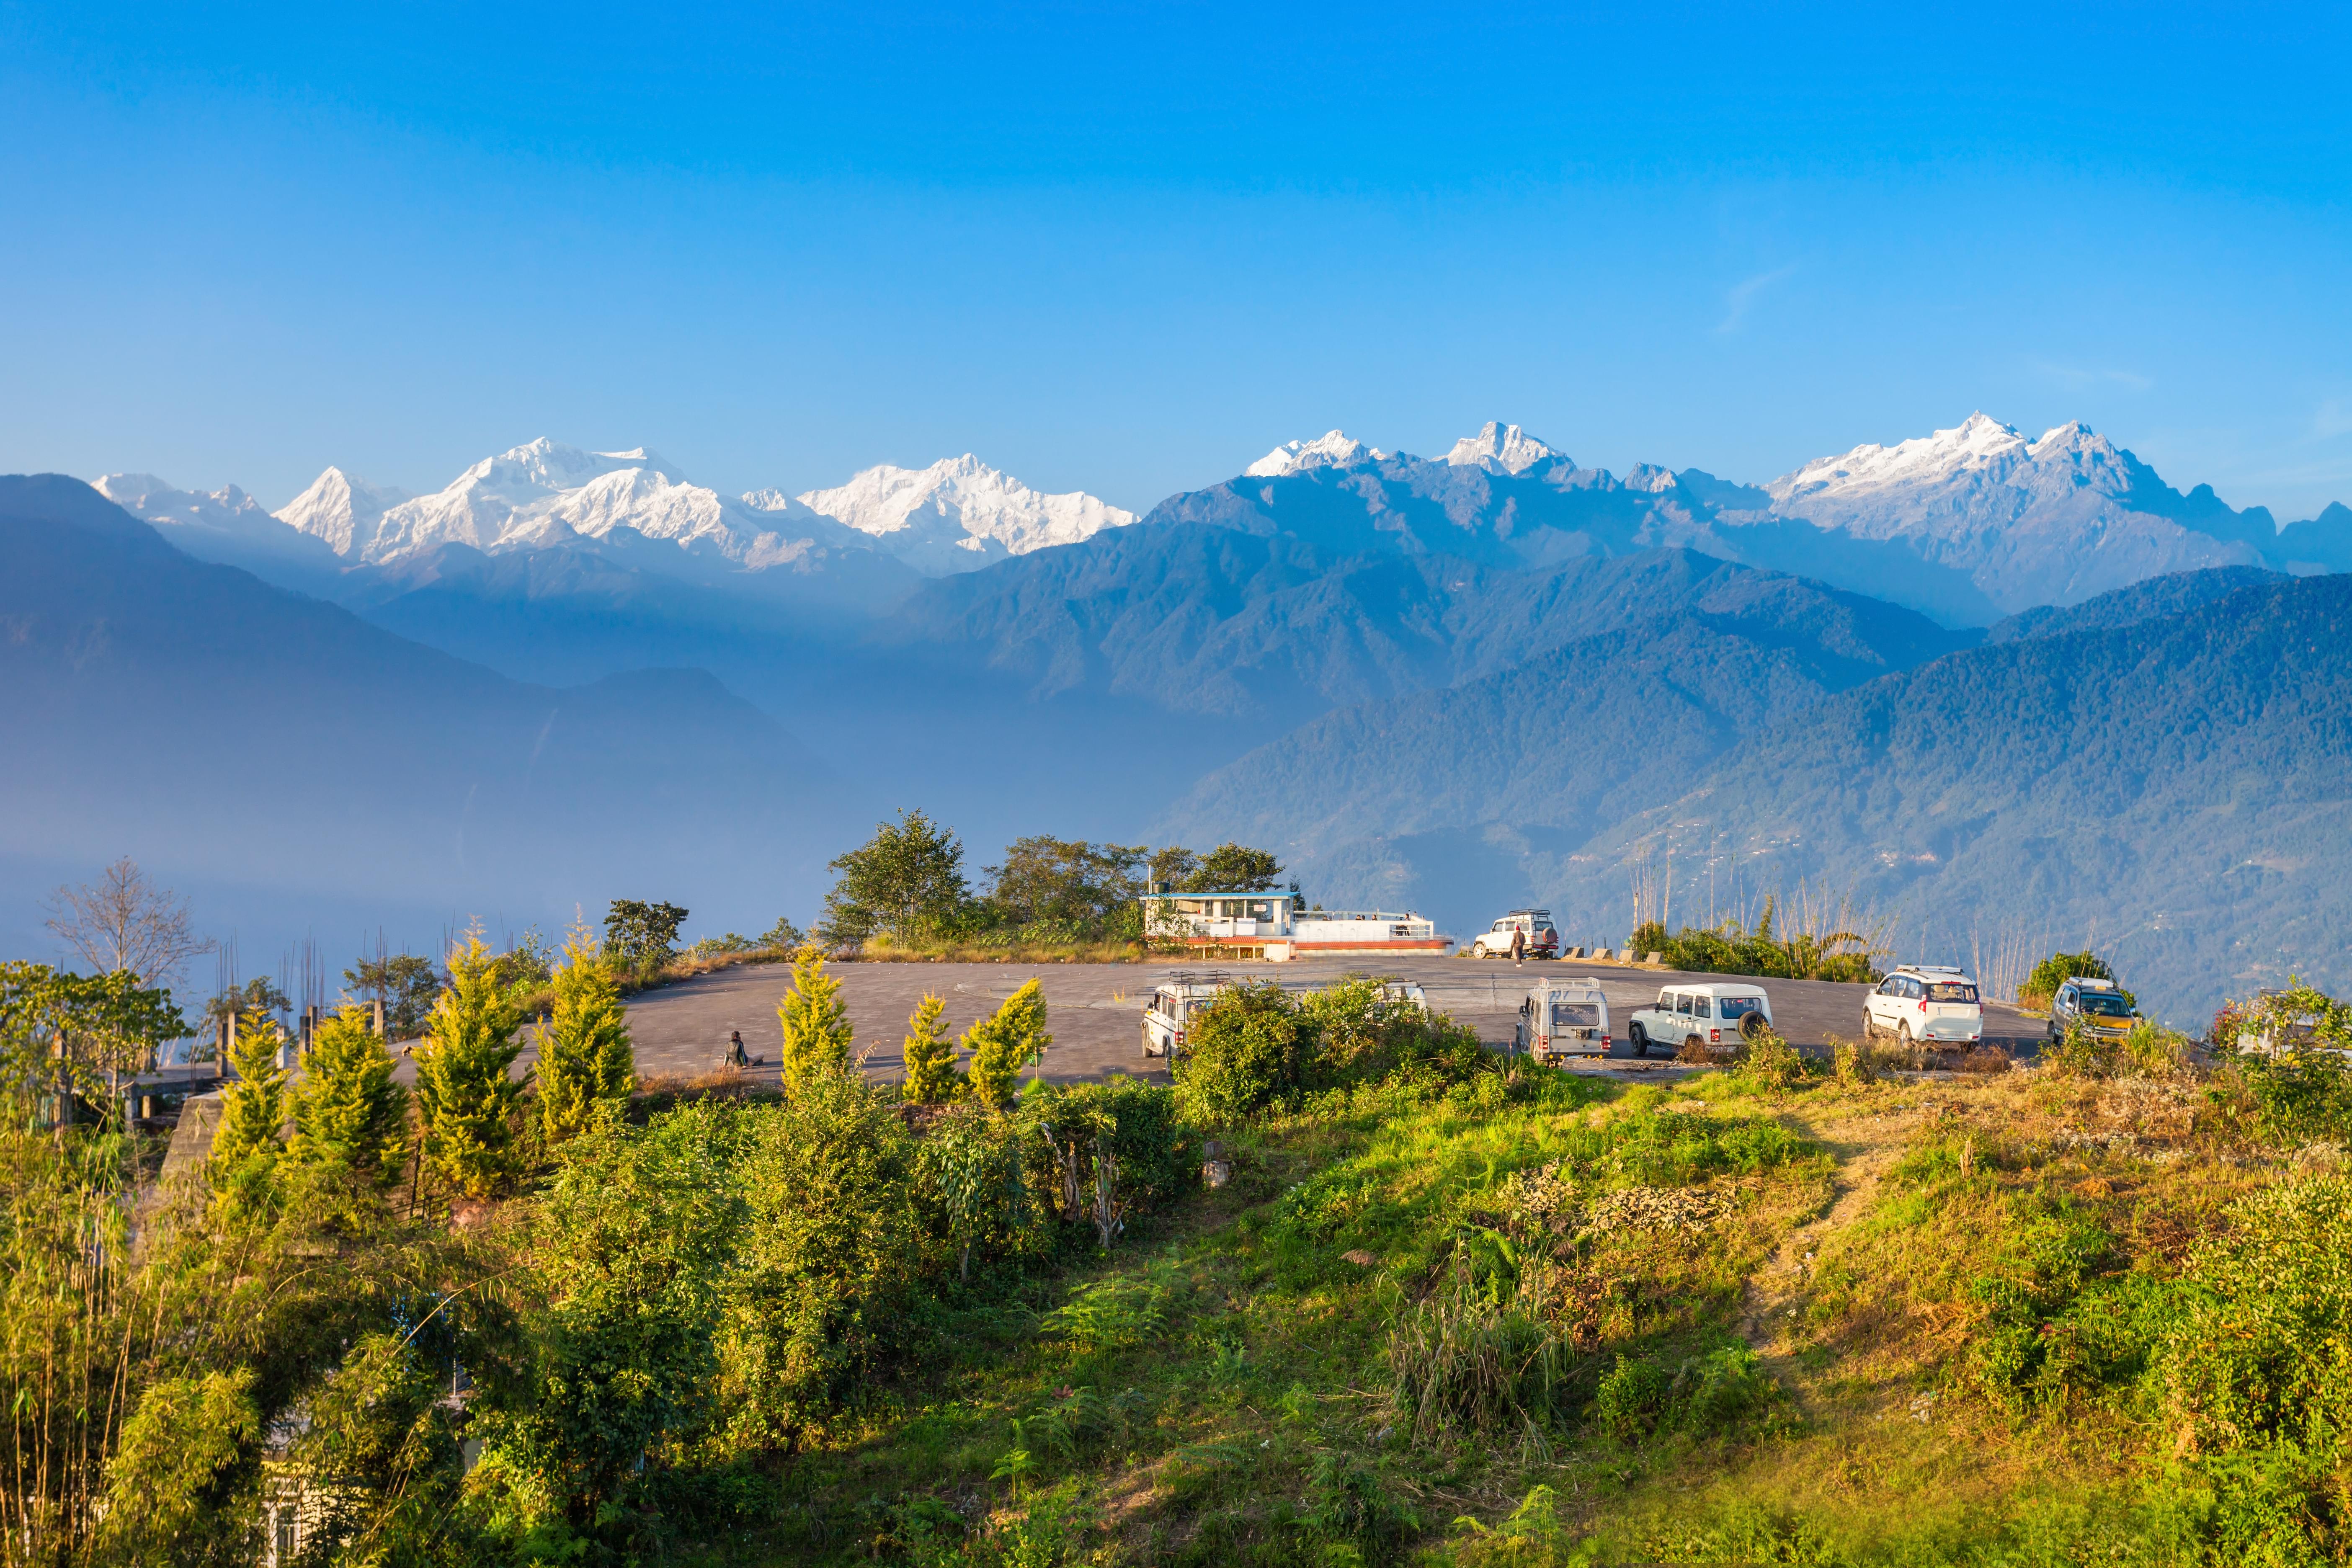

616,954,2043,1088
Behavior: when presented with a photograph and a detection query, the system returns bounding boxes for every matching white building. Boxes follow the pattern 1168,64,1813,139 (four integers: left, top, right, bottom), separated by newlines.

1140,890,1450,960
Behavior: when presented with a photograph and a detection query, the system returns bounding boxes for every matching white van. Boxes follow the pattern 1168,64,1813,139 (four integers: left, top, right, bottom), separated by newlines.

1513,977,1612,1063
1627,982,1774,1058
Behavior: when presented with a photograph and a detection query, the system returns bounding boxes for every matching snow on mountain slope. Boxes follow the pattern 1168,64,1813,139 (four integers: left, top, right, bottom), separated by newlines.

272,467,413,556
1443,421,1566,475
776,454,1135,575
94,472,281,541
1754,412,2264,611
1246,431,1382,477
302,438,876,575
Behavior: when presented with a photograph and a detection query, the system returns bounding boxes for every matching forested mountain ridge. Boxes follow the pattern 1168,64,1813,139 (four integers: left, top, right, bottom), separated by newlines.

1556,571,2352,1019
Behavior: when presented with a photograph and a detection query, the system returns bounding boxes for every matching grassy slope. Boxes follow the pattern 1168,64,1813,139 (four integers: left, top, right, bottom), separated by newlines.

699,1057,2298,1566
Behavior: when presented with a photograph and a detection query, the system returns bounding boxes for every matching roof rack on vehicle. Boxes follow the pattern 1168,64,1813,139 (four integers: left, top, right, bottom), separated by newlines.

2072,976,2119,989
1161,970,1233,988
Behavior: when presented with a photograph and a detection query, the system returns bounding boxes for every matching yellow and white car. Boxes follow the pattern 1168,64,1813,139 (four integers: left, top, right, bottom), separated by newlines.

2048,977,2137,1046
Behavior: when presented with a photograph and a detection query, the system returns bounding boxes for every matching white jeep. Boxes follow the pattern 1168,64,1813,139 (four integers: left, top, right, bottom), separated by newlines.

1512,977,1612,1063
1626,982,1774,1059
1140,972,1233,1064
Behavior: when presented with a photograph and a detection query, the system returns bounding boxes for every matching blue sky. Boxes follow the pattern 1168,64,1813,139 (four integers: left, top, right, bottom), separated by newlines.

3,1,2349,518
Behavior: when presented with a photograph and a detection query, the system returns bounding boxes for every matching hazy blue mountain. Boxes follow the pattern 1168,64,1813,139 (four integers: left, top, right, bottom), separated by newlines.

0,475,851,957
883,527,1966,726
1983,566,2284,645
2272,502,2352,573
1153,557,1970,925
1548,572,2352,1022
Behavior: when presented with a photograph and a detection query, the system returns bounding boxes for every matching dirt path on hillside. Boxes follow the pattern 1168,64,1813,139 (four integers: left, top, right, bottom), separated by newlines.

1736,1105,1921,1404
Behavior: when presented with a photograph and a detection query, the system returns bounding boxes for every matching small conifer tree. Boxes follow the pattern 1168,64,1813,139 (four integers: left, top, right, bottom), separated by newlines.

776,946,855,1094
539,929,634,1145
412,932,527,1199
965,979,1051,1106
900,993,962,1104
288,1003,408,1179
211,1007,290,1174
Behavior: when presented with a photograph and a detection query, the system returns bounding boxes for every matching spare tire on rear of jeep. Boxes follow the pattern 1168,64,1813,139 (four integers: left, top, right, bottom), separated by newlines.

1741,1011,1769,1041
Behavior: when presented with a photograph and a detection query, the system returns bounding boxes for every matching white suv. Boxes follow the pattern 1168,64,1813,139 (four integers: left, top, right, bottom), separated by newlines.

1627,982,1774,1058
1863,966,1983,1047
1469,910,1558,959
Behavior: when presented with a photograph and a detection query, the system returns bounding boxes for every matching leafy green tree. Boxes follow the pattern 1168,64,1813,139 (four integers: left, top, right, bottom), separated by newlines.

900,993,962,1104
343,952,441,1038
413,932,528,1199
964,979,1051,1106
1147,846,1201,892
539,930,634,1145
760,914,805,951
203,974,289,1037
920,1102,1034,1279
288,1002,409,1179
983,837,1147,927
0,964,187,1121
721,1073,928,1452
212,1006,291,1173
1173,980,1306,1124
819,809,971,944
2024,950,2122,1010
604,899,688,971
776,948,854,1094
1188,842,1284,892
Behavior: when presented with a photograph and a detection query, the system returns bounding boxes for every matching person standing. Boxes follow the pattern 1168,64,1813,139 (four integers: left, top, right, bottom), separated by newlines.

1510,923,1526,966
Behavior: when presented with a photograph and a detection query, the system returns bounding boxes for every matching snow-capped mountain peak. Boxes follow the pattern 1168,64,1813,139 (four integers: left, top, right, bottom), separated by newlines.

1246,431,1375,478
93,472,279,540
274,467,414,556
1767,412,2031,502
785,454,1136,575
1444,421,1565,475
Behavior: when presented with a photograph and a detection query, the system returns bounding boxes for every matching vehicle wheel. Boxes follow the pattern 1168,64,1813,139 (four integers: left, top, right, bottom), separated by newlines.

1862,1014,1877,1041
1897,1022,1913,1048
1741,1012,1768,1042
1630,1023,1649,1058
1685,1034,1705,1058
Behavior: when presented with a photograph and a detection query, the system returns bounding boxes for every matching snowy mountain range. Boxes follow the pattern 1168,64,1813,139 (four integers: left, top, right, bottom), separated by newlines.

1188,412,2348,619
83,413,2352,627
769,453,1137,575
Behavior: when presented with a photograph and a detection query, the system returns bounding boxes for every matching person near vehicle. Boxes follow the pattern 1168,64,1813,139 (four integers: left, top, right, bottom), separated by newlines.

1510,924,1526,965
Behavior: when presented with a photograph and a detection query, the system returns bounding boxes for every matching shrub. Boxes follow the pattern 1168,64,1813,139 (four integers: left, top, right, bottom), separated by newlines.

1035,1076,1194,1247
965,979,1051,1106
1669,1343,1781,1429
1173,980,1306,1124
920,1102,1041,1280
412,933,529,1199
1735,1026,1805,1091
900,993,962,1105
776,947,854,1095
288,1002,408,1179
210,1006,290,1177
537,928,634,1145
1387,1282,1568,1442
1831,1036,1872,1087
2144,1172,2352,1555
1593,1354,1671,1440
2043,1015,2121,1079
722,1074,931,1452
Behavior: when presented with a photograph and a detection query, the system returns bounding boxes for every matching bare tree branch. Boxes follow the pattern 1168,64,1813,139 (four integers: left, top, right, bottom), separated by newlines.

42,856,214,985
